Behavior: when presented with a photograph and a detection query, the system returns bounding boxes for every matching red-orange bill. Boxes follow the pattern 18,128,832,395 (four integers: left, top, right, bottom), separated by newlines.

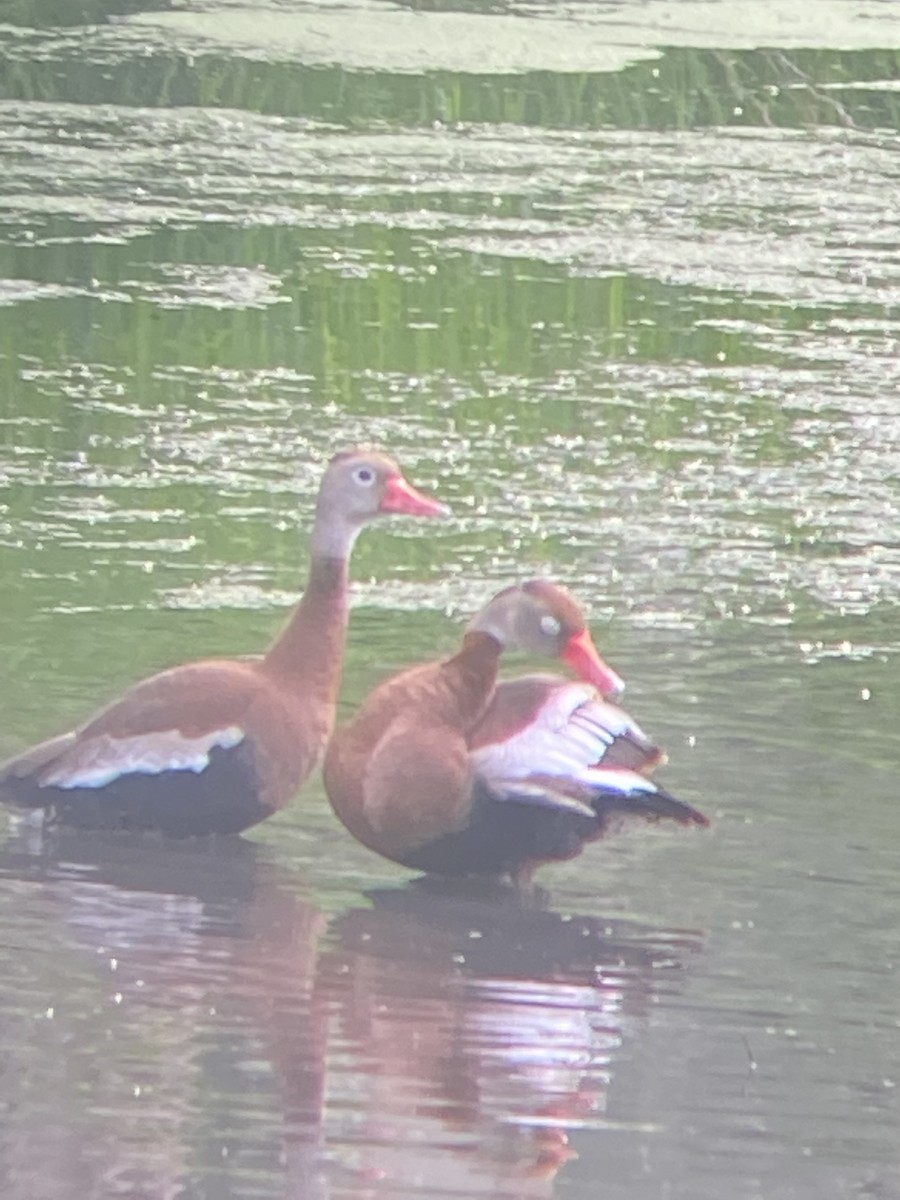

561,628,625,700
380,474,450,518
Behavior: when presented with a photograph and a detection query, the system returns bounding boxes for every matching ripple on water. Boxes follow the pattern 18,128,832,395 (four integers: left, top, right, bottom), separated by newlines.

2,86,898,646
1,8,900,1200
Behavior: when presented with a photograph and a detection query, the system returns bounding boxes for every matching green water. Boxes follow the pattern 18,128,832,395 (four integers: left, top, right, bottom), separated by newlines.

0,2,898,1197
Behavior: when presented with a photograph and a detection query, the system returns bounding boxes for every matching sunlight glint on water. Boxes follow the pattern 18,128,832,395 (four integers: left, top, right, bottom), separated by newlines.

0,3,899,1198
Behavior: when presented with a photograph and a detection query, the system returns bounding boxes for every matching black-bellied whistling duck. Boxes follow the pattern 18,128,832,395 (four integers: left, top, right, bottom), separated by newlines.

0,448,448,837
324,579,708,889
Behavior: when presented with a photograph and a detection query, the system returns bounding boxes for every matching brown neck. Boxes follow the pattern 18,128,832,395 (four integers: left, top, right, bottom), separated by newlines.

263,555,350,705
441,630,503,730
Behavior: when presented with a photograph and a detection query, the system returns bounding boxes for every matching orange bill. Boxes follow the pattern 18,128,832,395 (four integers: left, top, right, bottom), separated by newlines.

379,473,450,518
561,628,625,700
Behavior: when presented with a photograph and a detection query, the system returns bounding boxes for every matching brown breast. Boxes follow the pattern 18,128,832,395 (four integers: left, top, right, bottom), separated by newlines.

324,636,502,862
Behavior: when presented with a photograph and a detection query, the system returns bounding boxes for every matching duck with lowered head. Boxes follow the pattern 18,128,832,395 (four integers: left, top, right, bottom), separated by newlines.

324,579,708,890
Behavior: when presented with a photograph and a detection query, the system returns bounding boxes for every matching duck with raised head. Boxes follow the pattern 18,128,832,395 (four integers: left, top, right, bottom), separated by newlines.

324,580,708,889
0,448,448,837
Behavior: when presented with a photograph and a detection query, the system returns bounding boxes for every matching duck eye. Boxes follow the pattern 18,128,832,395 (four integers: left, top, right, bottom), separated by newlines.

539,614,562,638
353,466,376,486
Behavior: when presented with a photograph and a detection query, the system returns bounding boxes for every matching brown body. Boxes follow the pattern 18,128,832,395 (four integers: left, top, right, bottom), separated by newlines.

326,632,500,863
0,451,447,836
325,580,707,886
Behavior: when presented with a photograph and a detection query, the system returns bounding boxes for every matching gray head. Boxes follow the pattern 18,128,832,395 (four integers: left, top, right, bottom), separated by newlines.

312,447,448,556
467,579,624,699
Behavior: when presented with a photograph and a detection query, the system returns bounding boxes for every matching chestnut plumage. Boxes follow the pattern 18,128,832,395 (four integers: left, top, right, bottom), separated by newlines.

324,580,708,888
0,448,448,836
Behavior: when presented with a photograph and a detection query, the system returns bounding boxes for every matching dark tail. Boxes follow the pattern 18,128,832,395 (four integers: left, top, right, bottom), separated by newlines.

590,783,709,828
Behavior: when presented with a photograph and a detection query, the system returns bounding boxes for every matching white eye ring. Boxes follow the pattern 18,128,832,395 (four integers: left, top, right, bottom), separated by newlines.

539,614,562,637
353,465,376,486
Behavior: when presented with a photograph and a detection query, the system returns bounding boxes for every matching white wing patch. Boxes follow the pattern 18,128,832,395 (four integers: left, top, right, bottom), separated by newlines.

40,726,245,790
472,682,649,785
577,767,657,795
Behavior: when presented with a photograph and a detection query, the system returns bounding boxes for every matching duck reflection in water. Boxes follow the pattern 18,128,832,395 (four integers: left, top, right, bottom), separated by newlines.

0,831,702,1199
0,830,330,1200
319,878,703,1195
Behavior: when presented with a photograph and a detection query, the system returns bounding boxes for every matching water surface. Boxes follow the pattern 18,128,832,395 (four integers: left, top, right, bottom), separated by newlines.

0,2,899,1197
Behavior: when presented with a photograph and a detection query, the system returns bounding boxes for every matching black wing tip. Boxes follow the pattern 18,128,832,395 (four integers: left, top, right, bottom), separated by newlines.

651,790,710,827
592,782,710,829
647,785,709,827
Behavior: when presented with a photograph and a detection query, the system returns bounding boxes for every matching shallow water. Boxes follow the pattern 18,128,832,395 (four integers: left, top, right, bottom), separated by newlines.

1,2,899,1197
